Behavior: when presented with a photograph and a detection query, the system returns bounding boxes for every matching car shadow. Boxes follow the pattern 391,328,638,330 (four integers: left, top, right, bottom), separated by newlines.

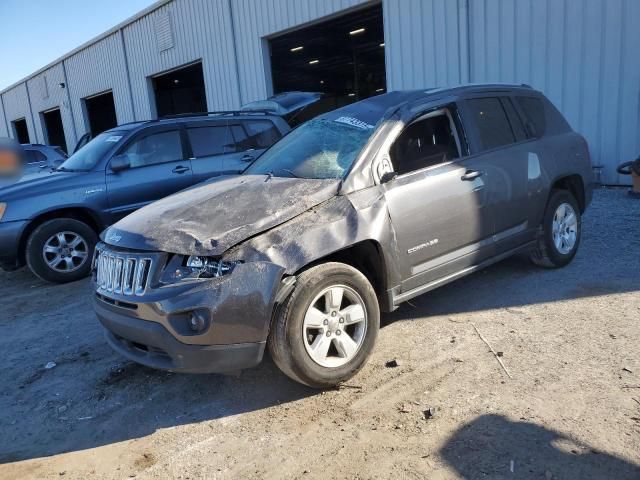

439,414,640,479
381,251,637,326
1,354,317,464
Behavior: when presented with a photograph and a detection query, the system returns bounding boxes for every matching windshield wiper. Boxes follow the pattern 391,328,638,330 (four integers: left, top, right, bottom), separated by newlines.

55,167,76,172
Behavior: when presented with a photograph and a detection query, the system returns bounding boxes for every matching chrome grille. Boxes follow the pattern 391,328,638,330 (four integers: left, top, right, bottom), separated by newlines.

95,249,152,296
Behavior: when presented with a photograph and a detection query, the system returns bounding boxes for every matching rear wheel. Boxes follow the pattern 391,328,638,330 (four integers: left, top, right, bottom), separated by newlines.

268,262,379,388
530,190,581,268
26,218,97,283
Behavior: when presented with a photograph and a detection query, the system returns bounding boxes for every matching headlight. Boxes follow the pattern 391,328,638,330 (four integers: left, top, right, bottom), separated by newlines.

0,203,6,222
186,256,240,278
160,255,242,284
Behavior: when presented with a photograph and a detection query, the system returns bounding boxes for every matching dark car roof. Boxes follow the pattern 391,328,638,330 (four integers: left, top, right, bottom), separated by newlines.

319,83,537,128
101,110,280,135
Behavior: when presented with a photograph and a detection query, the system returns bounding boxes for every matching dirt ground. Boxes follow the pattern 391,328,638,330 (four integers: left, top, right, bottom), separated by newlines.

1,188,639,480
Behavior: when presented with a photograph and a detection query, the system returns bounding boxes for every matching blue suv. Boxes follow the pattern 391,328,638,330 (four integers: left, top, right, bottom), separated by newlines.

0,111,291,283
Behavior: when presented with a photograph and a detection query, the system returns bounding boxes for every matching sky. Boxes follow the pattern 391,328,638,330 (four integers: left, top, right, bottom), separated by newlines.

0,0,158,91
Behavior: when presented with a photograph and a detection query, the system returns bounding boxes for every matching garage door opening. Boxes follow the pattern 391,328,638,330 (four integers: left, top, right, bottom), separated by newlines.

42,108,66,152
12,118,30,144
152,62,207,117
84,91,117,136
269,3,386,116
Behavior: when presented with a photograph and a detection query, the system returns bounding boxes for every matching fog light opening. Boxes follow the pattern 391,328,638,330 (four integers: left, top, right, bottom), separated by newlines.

189,311,207,332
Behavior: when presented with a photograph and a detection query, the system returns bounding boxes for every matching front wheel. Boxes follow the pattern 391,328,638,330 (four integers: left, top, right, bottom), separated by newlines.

268,262,380,388
530,190,582,268
25,218,97,283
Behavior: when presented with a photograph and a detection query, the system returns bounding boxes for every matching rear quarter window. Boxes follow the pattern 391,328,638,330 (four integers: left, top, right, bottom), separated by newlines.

516,96,546,137
187,125,234,157
515,95,571,138
501,98,527,141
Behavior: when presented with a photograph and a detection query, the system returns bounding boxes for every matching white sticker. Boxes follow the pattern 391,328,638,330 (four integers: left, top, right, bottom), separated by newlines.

334,116,374,130
105,136,122,142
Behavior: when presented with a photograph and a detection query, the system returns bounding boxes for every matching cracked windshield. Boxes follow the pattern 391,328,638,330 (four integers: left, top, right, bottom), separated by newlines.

245,118,375,179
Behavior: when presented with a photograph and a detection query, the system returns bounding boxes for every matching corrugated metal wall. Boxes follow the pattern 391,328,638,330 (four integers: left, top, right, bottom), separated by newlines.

0,98,8,137
382,0,467,89
63,33,135,137
123,0,241,119
230,0,369,104
26,63,76,151
1,0,638,183
1,83,36,143
467,0,640,185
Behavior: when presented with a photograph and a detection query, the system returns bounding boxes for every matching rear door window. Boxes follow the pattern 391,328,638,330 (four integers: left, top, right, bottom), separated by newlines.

243,120,282,149
466,98,515,151
515,96,546,138
187,125,235,157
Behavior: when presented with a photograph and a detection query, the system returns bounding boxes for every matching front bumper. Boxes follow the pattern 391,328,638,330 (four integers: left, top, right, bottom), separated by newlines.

97,299,265,373
0,220,28,270
93,257,285,373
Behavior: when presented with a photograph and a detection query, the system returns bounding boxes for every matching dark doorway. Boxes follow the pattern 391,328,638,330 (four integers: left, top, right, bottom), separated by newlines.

269,4,386,116
12,118,30,144
42,108,67,153
84,91,117,136
152,62,207,117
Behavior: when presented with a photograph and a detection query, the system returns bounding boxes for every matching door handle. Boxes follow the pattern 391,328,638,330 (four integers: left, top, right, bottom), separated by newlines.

241,154,255,162
461,169,483,181
172,165,190,174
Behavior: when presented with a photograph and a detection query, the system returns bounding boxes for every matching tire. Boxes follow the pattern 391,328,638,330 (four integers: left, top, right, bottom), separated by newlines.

616,159,640,176
268,262,380,388
530,190,581,268
617,161,634,175
26,218,98,283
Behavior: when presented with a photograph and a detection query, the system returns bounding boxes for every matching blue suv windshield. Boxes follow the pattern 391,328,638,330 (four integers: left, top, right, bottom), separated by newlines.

245,118,375,179
58,131,125,171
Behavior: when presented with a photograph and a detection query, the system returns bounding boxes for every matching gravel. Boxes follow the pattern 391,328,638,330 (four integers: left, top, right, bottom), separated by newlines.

0,187,638,479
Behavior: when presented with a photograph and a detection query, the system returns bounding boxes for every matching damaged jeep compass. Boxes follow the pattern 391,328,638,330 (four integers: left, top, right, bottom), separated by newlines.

93,85,592,388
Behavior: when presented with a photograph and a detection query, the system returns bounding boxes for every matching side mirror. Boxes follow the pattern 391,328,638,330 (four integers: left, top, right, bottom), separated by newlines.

110,155,131,172
380,171,397,184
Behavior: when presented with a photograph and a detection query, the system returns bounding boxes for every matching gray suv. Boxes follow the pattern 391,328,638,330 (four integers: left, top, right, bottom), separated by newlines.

93,85,592,388
0,111,290,283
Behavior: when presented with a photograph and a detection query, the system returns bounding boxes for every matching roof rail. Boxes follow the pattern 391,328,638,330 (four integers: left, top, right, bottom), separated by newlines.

157,110,272,120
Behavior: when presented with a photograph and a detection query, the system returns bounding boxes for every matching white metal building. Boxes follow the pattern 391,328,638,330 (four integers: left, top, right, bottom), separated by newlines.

0,0,638,184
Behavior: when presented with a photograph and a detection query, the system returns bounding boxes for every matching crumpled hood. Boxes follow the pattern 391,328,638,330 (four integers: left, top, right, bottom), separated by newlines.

104,175,340,256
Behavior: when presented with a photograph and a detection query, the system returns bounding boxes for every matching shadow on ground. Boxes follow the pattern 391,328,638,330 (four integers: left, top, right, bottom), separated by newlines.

1,355,317,464
440,414,640,479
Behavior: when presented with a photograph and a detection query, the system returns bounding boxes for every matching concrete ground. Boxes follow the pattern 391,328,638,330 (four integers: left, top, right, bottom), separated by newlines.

0,187,639,479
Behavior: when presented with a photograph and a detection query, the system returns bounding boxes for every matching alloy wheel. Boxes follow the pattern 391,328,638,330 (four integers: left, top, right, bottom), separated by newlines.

302,285,367,368
42,231,89,273
552,202,578,255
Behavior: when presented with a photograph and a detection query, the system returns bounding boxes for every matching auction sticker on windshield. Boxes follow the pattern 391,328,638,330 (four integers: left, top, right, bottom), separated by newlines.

105,136,123,142
334,116,374,130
